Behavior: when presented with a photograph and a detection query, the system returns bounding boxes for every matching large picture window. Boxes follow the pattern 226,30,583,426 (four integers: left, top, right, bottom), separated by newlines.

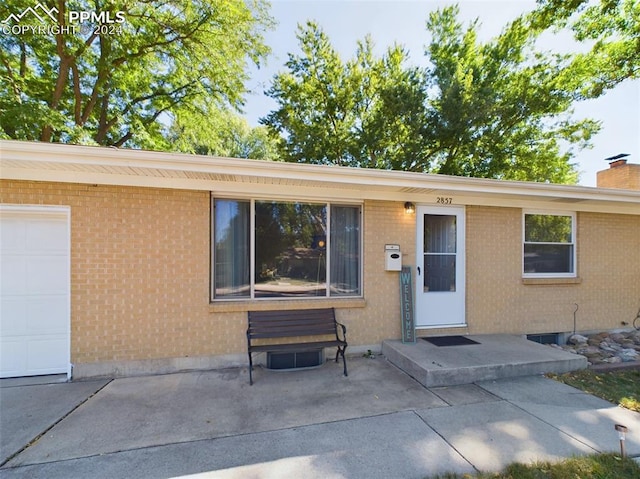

523,212,576,277
213,199,361,299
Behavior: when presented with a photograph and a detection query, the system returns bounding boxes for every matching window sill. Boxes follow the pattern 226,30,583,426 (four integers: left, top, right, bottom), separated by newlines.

209,297,366,313
522,277,582,285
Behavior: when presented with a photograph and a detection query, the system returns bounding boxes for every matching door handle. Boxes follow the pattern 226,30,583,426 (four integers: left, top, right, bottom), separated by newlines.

417,266,421,275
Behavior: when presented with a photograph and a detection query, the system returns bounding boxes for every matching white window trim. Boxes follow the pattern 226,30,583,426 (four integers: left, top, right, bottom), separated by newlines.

211,196,364,301
522,210,577,279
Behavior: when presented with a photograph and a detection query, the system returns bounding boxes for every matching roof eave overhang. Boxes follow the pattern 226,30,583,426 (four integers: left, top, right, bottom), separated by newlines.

1,140,639,215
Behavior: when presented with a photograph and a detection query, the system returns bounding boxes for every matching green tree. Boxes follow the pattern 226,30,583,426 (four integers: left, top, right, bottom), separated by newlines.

0,0,273,148
349,38,430,171
261,22,355,166
527,0,640,98
261,21,428,170
424,6,598,182
262,11,599,183
169,103,279,160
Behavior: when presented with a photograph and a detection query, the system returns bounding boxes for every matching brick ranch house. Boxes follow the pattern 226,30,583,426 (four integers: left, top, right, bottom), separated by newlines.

1,140,639,379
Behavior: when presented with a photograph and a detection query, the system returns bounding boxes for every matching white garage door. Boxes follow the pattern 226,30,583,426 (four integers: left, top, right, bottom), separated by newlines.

1,205,71,378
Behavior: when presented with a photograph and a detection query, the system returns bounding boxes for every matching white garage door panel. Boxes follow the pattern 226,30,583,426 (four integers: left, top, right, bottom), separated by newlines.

0,206,70,378
28,297,70,334
1,296,69,335
27,257,69,295
1,257,27,295
27,336,69,373
0,218,27,251
26,220,68,251
0,340,25,377
1,297,28,335
0,336,68,377
2,258,68,296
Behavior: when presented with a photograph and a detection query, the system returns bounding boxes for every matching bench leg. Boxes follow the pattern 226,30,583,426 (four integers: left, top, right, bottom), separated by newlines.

248,351,254,385
336,345,348,377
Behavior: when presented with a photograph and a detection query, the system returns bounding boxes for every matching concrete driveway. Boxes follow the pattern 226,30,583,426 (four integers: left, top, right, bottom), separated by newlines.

1,357,639,478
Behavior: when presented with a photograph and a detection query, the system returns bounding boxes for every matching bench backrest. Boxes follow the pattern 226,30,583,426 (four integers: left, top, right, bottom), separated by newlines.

248,308,337,340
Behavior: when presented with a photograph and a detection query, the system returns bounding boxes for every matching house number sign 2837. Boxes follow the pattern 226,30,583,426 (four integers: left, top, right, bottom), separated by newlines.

436,197,453,205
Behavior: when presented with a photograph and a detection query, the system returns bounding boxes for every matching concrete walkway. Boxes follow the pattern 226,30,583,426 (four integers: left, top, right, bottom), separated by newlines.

1,357,639,478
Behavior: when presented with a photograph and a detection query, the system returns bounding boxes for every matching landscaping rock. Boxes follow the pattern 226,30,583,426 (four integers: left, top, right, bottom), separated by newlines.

554,329,640,368
600,341,621,352
568,334,588,345
579,346,602,355
559,345,577,353
610,333,626,342
587,337,602,346
620,349,639,362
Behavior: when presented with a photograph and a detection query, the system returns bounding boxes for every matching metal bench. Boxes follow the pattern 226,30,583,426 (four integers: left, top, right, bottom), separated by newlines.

247,308,348,385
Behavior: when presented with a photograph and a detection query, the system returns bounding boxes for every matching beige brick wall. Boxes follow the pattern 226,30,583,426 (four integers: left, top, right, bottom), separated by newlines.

0,182,417,372
1,180,212,366
465,206,640,335
466,206,524,334
2,181,638,376
574,211,640,329
349,200,416,343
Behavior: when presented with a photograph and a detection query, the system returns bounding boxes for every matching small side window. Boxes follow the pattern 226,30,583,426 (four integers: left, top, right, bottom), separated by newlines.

523,213,576,277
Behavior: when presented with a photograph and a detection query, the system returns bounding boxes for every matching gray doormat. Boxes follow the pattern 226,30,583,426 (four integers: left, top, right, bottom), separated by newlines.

422,336,479,347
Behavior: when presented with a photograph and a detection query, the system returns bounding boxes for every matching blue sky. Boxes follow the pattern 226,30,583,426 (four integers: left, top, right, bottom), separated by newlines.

243,0,640,186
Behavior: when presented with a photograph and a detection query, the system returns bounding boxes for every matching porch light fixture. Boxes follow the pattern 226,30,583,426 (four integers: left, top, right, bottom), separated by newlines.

404,202,415,214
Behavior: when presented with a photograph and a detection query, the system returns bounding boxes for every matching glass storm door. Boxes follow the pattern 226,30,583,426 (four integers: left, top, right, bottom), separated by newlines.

415,206,466,328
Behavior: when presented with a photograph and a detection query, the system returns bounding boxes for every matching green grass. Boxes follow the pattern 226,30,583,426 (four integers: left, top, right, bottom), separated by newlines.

427,369,640,479
502,454,639,478
549,369,640,412
429,453,640,479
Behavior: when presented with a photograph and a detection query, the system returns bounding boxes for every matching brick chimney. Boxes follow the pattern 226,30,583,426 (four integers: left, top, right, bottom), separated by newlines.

597,158,640,191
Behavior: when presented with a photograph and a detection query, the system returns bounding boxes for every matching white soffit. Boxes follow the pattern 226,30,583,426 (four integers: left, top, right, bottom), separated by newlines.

1,140,639,215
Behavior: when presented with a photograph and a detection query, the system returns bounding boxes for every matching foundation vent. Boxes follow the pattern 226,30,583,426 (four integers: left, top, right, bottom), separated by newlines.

266,349,324,370
527,333,560,345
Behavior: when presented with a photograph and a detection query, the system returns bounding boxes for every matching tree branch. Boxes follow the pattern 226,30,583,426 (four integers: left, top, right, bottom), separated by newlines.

96,90,111,144
71,63,82,124
111,14,210,68
81,34,111,124
1,55,21,100
105,81,200,131
41,0,72,141
111,100,180,147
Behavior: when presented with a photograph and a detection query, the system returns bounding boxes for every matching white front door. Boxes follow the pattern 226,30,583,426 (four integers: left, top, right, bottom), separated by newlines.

0,205,71,378
415,205,465,328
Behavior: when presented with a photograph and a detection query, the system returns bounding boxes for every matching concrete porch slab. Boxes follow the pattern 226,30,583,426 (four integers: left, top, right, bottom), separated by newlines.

382,334,587,387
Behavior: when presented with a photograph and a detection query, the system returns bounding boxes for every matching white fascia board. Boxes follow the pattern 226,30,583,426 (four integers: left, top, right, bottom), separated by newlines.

2,140,639,213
